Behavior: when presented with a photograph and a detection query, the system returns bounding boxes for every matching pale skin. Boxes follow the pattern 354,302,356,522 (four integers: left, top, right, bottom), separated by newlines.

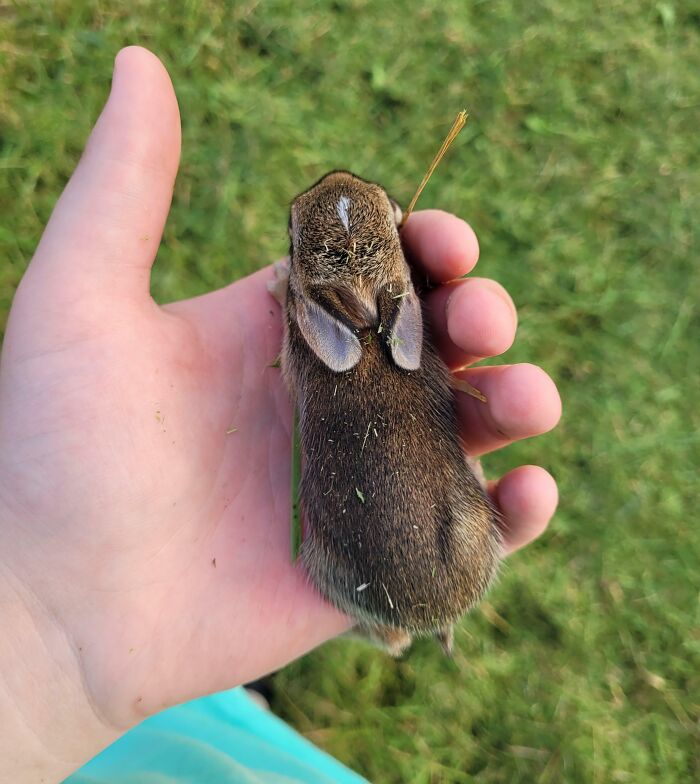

0,47,562,782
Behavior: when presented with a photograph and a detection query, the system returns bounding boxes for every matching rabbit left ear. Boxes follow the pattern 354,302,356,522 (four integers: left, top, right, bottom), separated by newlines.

293,292,363,373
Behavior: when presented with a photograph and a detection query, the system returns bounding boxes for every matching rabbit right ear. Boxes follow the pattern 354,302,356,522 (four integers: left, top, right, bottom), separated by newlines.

387,286,423,370
377,280,423,371
293,292,363,372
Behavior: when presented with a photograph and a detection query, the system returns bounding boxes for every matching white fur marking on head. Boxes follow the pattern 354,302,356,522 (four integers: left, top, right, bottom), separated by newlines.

337,195,351,232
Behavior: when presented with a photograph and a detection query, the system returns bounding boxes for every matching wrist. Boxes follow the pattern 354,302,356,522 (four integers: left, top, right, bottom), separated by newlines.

0,558,119,783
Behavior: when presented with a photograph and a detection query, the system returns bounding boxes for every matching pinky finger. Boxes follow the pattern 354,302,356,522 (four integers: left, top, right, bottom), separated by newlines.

488,465,558,555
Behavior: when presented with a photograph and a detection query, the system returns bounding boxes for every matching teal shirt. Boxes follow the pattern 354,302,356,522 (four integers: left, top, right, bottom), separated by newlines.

65,688,367,784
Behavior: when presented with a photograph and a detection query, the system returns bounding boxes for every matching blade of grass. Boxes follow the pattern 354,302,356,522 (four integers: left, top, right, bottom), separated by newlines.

291,407,302,562
399,110,468,228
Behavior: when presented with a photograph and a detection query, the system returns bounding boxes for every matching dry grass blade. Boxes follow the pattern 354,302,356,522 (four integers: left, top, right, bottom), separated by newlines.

452,377,487,403
291,408,302,561
399,110,468,228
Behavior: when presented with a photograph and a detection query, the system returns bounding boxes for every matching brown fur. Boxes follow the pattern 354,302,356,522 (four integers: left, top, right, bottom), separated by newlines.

278,171,502,653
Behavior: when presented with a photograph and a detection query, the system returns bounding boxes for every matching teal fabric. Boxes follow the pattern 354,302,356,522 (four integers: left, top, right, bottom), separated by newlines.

64,688,367,784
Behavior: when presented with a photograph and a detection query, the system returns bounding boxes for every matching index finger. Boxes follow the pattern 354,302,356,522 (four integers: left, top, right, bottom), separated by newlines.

400,209,480,283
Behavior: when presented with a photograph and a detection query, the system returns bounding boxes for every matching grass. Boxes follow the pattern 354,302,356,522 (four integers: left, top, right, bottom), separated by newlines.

1,1,698,781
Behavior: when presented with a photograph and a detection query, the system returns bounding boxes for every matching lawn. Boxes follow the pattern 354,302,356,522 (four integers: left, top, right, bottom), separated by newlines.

1,1,698,781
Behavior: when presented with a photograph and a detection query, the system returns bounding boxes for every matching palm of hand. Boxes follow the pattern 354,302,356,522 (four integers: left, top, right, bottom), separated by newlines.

2,261,340,726
0,48,560,733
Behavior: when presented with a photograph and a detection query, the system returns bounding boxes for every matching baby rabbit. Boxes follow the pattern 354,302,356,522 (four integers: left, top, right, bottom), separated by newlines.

270,171,502,655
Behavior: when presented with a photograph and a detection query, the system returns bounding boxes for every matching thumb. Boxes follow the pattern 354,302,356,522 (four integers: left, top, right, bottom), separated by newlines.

26,46,181,302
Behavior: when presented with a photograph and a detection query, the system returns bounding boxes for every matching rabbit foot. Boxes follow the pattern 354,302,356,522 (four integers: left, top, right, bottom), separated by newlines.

356,623,413,657
267,257,290,306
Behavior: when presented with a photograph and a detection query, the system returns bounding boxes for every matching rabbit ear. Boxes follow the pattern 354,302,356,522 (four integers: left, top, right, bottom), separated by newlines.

380,282,423,371
294,292,363,372
388,196,403,227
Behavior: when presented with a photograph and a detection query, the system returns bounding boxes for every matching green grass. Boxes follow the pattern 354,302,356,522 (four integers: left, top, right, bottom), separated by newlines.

2,1,698,781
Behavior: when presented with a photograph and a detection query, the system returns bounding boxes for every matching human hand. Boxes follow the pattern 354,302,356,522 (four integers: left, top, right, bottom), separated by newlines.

0,47,560,781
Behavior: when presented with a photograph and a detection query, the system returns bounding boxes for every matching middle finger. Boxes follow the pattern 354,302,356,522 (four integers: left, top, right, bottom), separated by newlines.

426,277,518,370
